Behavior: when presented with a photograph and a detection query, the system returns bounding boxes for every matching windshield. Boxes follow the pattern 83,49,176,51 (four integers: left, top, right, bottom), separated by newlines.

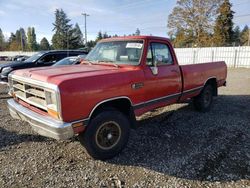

53,57,79,66
24,52,44,63
85,40,144,65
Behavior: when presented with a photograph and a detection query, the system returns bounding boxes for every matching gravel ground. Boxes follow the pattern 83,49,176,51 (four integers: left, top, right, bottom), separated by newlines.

0,68,249,188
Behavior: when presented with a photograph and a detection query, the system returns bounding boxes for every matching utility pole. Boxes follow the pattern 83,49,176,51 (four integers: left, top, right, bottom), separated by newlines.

81,13,90,45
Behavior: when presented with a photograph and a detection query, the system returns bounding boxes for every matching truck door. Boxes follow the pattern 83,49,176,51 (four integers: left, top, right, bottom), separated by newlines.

139,41,182,111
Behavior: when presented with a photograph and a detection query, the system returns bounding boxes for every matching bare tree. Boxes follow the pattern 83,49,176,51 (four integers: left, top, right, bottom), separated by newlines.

168,0,223,46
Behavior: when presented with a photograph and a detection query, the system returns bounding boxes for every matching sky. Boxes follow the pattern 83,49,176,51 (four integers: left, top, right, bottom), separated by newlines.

0,0,249,44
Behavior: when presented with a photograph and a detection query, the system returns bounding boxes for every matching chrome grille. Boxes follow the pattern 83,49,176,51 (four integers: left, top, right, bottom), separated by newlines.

12,79,47,111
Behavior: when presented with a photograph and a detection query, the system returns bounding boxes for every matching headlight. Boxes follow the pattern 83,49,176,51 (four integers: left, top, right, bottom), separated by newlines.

2,67,13,74
45,91,61,119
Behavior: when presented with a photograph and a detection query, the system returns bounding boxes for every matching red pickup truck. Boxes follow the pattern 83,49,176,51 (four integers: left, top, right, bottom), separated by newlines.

7,36,227,160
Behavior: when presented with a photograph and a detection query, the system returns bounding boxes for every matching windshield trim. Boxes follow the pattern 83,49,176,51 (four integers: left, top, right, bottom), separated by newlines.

86,39,145,66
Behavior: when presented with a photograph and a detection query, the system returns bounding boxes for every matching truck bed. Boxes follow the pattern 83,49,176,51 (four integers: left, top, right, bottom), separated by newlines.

180,61,227,100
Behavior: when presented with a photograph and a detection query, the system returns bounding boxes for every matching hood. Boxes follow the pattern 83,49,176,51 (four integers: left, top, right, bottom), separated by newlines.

13,64,134,85
0,61,32,69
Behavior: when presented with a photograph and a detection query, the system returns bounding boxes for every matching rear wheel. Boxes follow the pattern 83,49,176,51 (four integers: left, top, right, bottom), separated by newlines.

78,110,130,160
193,84,214,112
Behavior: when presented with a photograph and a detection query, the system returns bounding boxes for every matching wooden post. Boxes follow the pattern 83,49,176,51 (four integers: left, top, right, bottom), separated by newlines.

233,49,238,68
193,50,196,64
211,50,214,62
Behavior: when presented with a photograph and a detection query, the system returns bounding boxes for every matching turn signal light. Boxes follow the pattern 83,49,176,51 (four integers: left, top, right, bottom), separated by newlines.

47,108,59,119
72,122,85,134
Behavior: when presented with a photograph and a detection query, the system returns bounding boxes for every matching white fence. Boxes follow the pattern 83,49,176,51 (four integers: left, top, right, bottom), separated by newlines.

175,46,250,68
0,51,36,57
1,46,250,68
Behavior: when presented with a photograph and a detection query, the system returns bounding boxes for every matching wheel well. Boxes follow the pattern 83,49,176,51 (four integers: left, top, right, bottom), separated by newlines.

205,78,218,96
89,98,136,128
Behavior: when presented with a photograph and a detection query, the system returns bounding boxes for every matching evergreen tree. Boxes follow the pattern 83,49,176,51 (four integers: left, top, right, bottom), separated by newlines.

74,23,82,38
232,26,241,46
8,33,16,44
0,28,5,51
95,31,111,42
103,32,110,39
40,37,50,50
15,30,21,50
240,25,249,46
86,40,96,50
27,27,37,51
135,28,141,36
71,23,84,48
20,28,27,50
8,33,18,51
15,28,27,51
52,9,73,49
96,31,103,41
213,0,234,46
27,28,32,50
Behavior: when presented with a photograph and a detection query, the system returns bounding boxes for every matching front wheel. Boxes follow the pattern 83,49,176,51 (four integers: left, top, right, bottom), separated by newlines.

193,84,214,112
78,110,130,160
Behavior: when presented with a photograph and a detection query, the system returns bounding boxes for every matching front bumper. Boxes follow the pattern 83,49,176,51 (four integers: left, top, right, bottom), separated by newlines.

7,99,74,140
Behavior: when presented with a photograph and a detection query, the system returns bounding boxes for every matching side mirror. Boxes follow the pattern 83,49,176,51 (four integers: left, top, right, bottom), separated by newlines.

150,66,158,75
150,55,162,75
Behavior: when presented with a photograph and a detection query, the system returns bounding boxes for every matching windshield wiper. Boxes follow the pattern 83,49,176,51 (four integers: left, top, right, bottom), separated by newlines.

81,59,119,68
97,60,119,68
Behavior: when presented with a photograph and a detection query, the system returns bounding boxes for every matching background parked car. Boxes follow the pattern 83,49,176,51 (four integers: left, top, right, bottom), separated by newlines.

52,55,87,66
12,55,30,61
16,55,30,61
0,50,88,83
0,56,8,61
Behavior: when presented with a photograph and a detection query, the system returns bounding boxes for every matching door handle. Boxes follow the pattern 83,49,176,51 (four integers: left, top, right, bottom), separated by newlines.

132,82,144,90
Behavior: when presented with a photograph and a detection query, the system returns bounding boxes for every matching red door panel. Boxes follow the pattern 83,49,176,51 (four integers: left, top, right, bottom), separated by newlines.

135,40,182,112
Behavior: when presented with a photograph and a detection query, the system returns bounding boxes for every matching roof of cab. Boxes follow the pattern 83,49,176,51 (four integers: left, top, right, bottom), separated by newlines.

100,35,171,43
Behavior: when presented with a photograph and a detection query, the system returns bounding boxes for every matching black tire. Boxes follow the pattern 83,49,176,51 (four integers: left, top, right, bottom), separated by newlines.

193,84,214,112
78,110,130,160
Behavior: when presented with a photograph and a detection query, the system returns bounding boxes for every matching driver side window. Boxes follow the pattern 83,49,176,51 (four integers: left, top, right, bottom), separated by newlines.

146,42,173,66
39,54,66,64
39,54,57,63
